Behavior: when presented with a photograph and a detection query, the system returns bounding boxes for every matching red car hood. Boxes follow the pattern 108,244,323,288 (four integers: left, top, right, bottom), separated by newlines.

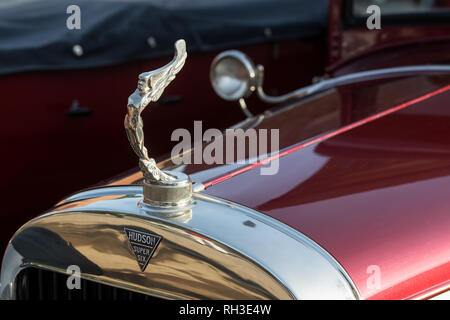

108,82,450,299
202,85,450,299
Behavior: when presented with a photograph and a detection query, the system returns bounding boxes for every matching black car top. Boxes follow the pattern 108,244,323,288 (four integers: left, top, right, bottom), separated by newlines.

0,0,328,74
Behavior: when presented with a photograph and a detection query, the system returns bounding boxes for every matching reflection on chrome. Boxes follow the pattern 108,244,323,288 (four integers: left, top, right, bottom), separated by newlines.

0,185,359,300
210,48,450,105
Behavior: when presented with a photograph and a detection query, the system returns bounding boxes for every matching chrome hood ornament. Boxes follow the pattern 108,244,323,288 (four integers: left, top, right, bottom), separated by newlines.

125,39,192,211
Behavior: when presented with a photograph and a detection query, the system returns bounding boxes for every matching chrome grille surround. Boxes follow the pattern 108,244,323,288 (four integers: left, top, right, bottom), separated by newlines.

0,186,359,300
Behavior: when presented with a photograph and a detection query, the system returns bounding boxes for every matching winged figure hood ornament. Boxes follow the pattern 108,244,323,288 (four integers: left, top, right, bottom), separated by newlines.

125,39,186,182
125,40,191,212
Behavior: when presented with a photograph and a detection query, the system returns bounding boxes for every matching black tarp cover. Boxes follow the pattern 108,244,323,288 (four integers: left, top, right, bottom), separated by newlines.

0,0,328,75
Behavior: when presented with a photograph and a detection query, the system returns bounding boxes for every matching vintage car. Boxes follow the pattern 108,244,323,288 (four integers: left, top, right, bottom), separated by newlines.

1,1,450,300
0,0,329,253
1,30,450,299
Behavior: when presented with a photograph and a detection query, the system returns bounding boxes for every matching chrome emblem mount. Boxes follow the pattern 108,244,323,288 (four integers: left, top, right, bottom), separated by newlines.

124,227,162,272
124,39,192,212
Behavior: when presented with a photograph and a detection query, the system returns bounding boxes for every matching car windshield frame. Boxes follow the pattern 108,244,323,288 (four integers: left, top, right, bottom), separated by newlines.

343,0,450,28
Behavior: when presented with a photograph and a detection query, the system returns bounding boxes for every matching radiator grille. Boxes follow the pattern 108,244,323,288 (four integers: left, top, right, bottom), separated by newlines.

15,268,157,300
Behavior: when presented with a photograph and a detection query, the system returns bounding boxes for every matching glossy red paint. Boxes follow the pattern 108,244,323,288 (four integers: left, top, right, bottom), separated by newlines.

327,1,450,73
100,74,450,299
204,85,450,299
330,26,450,72
204,84,450,188
331,40,450,76
405,279,450,300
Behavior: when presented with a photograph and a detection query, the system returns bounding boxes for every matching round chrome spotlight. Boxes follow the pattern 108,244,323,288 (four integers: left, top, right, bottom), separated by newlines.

210,50,257,101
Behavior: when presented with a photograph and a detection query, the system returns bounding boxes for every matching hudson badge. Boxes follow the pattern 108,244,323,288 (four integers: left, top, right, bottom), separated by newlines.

124,227,162,272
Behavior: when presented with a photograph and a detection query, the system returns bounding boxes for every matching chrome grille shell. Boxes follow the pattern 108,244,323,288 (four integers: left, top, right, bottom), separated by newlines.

0,186,359,300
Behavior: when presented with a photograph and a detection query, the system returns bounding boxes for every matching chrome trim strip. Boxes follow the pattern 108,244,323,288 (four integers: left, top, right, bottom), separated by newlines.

195,193,360,300
257,65,450,104
58,185,143,204
1,186,359,300
430,290,450,300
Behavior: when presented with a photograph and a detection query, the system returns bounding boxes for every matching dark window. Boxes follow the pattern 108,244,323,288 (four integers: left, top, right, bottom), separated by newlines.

344,0,450,28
